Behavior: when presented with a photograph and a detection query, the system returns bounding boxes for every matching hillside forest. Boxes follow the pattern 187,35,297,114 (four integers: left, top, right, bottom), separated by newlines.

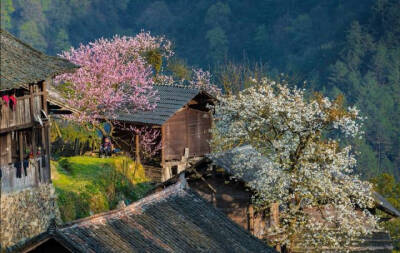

1,0,399,180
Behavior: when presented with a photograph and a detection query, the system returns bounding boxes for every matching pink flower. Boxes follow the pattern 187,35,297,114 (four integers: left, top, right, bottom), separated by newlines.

55,32,173,126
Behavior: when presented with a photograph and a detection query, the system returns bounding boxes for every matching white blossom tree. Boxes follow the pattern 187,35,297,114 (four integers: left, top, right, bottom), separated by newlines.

211,78,380,250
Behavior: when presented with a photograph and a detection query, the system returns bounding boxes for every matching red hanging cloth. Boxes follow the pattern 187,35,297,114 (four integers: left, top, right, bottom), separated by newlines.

2,95,10,105
9,95,17,110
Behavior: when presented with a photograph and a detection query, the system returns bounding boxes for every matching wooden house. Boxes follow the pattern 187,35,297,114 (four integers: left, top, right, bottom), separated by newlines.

153,145,398,252
0,29,77,193
7,176,275,253
115,84,214,181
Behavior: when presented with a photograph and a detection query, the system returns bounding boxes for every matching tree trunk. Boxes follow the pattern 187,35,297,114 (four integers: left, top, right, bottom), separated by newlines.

135,134,140,164
270,202,281,252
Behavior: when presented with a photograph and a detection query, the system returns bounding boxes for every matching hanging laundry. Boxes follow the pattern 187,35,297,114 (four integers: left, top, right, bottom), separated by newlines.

15,161,22,178
2,95,10,105
23,159,29,176
9,95,17,110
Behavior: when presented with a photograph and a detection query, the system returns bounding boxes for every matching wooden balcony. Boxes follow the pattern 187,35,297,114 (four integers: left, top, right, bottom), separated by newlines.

0,95,42,133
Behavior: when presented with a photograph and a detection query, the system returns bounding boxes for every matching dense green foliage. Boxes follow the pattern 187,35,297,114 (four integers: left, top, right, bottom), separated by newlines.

51,156,151,222
3,0,399,179
50,120,101,157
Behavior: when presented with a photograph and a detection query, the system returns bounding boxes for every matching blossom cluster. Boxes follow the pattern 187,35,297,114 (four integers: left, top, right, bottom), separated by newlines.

56,32,173,125
156,68,221,96
56,31,220,156
130,125,161,158
189,68,221,96
211,78,378,249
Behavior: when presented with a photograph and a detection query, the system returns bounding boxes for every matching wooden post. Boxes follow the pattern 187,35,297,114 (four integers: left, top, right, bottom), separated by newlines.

184,109,189,158
6,133,12,164
42,81,48,114
270,202,279,227
248,204,255,234
270,202,281,252
42,81,51,182
18,131,23,165
39,85,47,178
29,84,39,185
161,125,165,165
135,134,140,164
29,85,36,154
211,192,216,207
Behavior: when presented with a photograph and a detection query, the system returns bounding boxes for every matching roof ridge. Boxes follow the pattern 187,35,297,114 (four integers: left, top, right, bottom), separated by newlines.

154,83,199,90
1,29,76,67
1,29,78,90
59,174,189,229
1,29,46,58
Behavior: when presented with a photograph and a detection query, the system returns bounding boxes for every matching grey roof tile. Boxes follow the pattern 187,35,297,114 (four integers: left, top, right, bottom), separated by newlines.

207,145,270,186
207,145,400,218
0,29,78,91
56,180,274,252
8,178,275,253
373,192,400,217
117,85,201,125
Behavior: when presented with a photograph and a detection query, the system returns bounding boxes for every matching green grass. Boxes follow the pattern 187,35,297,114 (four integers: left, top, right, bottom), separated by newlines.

51,156,152,223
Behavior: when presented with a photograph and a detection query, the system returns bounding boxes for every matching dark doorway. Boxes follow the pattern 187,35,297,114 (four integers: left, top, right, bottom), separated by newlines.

28,238,71,253
171,166,178,176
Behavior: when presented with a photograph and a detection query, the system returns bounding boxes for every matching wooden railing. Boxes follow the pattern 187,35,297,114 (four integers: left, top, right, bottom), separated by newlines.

0,156,49,193
0,95,42,131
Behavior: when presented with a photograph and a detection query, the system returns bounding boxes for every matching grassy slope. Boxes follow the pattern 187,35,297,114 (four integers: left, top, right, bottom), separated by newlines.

51,156,152,222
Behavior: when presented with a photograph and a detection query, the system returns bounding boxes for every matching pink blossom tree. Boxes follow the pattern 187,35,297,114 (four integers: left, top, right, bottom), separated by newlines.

56,31,219,160
56,32,173,137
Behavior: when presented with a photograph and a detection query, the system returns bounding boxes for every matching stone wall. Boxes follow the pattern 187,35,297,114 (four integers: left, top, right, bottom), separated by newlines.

0,183,61,249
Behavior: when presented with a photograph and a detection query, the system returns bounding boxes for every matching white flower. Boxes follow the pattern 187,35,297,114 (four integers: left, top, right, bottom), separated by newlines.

211,79,378,249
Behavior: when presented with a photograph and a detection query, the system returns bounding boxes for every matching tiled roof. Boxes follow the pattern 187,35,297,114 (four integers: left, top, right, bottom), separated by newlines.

0,29,78,91
47,82,79,114
206,145,268,188
8,176,274,253
373,192,400,217
116,85,204,125
207,145,400,218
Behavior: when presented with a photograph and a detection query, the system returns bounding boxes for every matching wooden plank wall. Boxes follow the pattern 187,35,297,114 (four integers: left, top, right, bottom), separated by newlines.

0,96,31,129
0,83,51,192
187,109,211,157
0,156,46,193
0,133,12,165
33,85,42,117
0,85,42,131
188,172,267,238
164,110,187,161
163,108,212,161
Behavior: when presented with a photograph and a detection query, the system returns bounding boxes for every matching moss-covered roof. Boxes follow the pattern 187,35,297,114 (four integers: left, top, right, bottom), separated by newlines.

0,29,78,91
